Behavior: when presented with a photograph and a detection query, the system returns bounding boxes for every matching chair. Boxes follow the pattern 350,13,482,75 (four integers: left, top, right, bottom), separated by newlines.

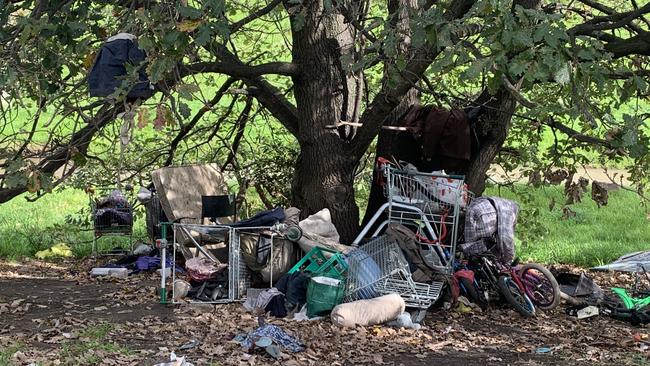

201,194,236,224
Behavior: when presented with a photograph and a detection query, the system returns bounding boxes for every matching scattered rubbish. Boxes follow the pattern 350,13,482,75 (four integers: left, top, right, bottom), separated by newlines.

173,280,191,300
292,304,324,322
243,288,283,313
35,243,72,260
90,267,128,278
185,257,227,281
331,294,405,328
255,337,273,348
238,324,304,353
386,312,422,330
157,267,172,278
264,344,282,359
133,243,153,256
611,288,650,310
153,351,194,366
535,347,552,354
577,306,599,319
179,339,200,350
592,251,650,272
306,276,345,318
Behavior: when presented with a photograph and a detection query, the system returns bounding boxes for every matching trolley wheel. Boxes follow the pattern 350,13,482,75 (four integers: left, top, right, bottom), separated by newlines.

497,275,535,317
519,263,560,310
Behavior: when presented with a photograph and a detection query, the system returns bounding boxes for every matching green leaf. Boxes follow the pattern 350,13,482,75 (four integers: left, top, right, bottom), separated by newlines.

177,83,200,100
178,5,203,19
178,102,191,119
195,25,213,46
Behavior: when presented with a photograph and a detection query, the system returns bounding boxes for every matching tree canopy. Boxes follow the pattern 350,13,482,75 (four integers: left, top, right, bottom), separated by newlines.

0,0,649,240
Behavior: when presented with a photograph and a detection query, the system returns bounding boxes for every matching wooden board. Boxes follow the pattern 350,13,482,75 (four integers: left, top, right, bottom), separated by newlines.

151,164,228,224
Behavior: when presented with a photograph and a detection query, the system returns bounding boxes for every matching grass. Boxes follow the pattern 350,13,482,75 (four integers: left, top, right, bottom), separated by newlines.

0,343,25,366
486,184,650,267
0,188,147,258
0,185,648,267
60,323,132,365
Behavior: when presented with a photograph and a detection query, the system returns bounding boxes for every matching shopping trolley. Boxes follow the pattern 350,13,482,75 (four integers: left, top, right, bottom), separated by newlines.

354,158,472,275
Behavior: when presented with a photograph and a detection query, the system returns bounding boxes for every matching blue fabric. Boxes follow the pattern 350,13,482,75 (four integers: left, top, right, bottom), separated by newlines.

88,37,153,99
229,207,285,228
240,324,304,352
345,248,380,299
134,256,179,272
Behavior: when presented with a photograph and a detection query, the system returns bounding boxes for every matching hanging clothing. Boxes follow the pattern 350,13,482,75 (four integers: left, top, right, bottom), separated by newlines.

463,197,519,265
88,33,154,99
400,105,472,172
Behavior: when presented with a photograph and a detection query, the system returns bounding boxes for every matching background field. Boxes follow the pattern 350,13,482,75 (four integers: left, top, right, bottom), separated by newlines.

0,184,647,267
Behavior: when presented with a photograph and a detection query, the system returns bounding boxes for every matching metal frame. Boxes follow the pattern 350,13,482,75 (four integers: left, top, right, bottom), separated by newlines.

345,236,441,309
90,188,134,256
170,223,239,304
353,164,471,275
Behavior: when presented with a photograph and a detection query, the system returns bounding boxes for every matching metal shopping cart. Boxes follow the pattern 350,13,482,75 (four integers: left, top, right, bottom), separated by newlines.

354,159,472,274
90,188,134,256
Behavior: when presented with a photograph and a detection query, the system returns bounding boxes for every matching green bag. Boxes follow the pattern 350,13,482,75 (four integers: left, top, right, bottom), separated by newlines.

306,276,345,318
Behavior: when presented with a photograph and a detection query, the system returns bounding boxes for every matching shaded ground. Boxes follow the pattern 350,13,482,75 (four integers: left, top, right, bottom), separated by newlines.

0,259,648,366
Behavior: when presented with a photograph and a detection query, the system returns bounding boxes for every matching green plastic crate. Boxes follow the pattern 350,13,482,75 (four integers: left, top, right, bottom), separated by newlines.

289,247,348,279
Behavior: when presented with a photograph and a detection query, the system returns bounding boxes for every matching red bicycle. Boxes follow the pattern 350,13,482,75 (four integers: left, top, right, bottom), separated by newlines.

514,261,560,310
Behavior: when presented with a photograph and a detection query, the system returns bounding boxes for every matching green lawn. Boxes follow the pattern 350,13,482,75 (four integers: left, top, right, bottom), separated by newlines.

0,186,647,267
485,184,649,267
0,188,147,258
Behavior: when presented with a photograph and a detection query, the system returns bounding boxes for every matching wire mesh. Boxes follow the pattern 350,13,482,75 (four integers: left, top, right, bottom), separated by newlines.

229,229,251,301
383,166,472,273
344,236,440,308
170,224,251,304
90,188,134,255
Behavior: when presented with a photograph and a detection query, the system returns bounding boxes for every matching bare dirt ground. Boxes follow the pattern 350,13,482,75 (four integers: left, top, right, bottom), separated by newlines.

0,259,648,366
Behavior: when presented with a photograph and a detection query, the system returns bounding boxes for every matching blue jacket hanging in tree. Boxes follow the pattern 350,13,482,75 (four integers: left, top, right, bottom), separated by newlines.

88,33,154,99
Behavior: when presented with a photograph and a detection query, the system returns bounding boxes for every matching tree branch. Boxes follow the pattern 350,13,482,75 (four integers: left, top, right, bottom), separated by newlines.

230,0,283,33
204,42,300,136
545,117,614,148
164,77,237,166
181,61,299,78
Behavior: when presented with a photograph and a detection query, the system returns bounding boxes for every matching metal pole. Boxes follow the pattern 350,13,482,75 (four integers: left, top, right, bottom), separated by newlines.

158,223,168,304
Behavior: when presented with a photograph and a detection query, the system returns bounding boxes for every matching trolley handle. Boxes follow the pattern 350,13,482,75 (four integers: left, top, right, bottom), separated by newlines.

387,167,466,180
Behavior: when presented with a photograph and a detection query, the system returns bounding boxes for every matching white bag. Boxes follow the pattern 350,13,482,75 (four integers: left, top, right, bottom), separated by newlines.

299,208,340,243
330,294,405,327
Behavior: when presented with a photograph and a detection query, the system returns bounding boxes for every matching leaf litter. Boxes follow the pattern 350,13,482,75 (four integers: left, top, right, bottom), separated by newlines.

0,259,648,365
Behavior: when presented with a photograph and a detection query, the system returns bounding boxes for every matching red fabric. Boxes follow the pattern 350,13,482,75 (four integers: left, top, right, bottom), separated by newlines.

451,269,476,302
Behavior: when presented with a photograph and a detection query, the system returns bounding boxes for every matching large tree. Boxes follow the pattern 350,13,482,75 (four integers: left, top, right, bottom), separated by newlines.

1,0,649,242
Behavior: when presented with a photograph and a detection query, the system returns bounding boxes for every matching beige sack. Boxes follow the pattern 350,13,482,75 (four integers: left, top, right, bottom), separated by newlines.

331,294,405,327
299,208,340,243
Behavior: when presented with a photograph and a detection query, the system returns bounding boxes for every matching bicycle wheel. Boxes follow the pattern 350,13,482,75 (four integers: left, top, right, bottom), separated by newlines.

459,277,486,309
519,263,560,310
497,275,535,317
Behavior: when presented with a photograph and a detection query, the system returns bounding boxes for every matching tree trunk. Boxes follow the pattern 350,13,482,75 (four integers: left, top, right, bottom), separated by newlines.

291,136,359,243
465,89,518,195
287,0,364,243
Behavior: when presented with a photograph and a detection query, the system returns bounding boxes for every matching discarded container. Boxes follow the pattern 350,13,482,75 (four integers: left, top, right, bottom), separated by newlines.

173,280,191,299
577,305,599,319
90,267,128,278
306,276,345,318
157,267,172,278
